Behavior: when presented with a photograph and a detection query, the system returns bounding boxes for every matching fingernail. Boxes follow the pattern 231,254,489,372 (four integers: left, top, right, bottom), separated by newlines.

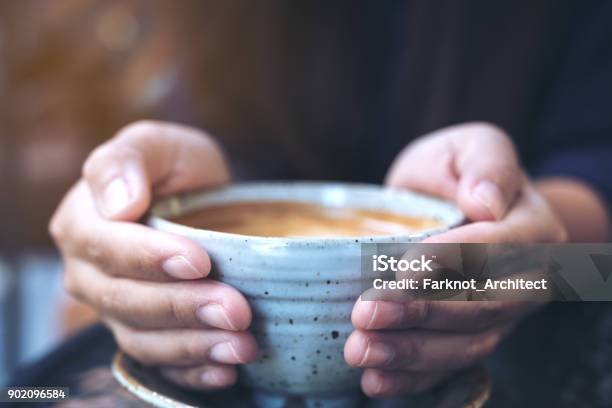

363,301,379,330
162,255,201,279
102,177,131,217
359,300,404,330
372,370,388,395
209,342,243,363
472,180,506,219
197,304,237,330
200,368,223,385
360,341,395,367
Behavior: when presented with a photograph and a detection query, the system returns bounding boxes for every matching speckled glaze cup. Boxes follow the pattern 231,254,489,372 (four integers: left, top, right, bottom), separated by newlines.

148,182,462,408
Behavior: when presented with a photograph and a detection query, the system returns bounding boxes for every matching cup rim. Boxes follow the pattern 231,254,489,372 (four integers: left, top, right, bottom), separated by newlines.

147,181,464,246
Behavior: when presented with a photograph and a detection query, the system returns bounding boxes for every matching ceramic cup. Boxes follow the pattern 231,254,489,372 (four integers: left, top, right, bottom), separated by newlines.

148,181,463,408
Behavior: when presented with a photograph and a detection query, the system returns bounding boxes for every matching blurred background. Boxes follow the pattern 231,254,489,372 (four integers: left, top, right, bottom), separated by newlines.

0,0,185,383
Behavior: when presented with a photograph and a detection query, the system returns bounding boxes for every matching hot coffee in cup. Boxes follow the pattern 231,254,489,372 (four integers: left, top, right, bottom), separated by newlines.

149,182,462,408
171,200,441,238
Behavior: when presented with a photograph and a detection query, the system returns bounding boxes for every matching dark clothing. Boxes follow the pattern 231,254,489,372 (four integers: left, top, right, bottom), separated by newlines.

174,0,612,208
11,303,612,407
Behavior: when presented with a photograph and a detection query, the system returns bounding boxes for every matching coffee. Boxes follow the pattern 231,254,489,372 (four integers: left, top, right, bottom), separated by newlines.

171,201,440,237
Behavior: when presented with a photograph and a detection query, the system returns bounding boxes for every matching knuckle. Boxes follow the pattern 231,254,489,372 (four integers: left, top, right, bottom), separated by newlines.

63,270,79,297
117,120,161,142
48,188,79,244
169,296,196,328
83,139,143,182
184,132,231,181
178,333,207,362
80,231,106,266
468,122,519,159
82,143,114,179
194,130,223,154
61,261,89,303
469,122,509,140
99,281,123,313
139,247,167,277
48,212,64,242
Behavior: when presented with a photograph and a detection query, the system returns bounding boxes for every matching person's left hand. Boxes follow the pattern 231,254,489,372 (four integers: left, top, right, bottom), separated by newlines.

344,122,568,397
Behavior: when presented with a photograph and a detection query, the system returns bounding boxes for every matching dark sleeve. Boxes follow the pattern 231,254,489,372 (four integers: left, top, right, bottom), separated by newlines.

530,0,612,206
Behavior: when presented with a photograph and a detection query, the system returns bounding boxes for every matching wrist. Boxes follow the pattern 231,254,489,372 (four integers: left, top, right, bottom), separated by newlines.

535,177,611,242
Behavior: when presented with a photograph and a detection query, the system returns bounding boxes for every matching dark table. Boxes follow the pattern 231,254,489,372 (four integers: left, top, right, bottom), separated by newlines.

10,303,612,407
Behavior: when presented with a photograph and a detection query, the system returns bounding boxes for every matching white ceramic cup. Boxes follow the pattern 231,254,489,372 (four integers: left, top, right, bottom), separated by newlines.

148,181,463,407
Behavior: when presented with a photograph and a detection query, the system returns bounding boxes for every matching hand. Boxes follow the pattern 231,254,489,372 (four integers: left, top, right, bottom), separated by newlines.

50,121,257,390
345,122,567,397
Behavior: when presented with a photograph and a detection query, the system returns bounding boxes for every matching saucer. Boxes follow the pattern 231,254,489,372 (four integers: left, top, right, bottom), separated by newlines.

112,351,491,407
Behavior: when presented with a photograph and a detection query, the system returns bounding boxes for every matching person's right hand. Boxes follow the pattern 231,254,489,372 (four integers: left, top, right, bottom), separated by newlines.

50,121,257,390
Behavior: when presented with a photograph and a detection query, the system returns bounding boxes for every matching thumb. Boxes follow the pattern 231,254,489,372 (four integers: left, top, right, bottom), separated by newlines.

453,123,524,221
82,121,230,221
386,123,523,221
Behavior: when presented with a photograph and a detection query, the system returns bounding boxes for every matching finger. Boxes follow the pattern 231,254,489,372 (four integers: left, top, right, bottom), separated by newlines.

386,122,524,221
160,365,237,390
424,185,567,244
51,182,210,281
352,297,537,332
385,132,458,199
66,259,251,330
106,320,257,367
361,369,452,397
452,123,523,221
344,327,508,371
83,120,230,220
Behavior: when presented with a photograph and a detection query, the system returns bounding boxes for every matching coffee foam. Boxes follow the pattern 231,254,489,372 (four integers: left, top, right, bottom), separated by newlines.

171,201,440,238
